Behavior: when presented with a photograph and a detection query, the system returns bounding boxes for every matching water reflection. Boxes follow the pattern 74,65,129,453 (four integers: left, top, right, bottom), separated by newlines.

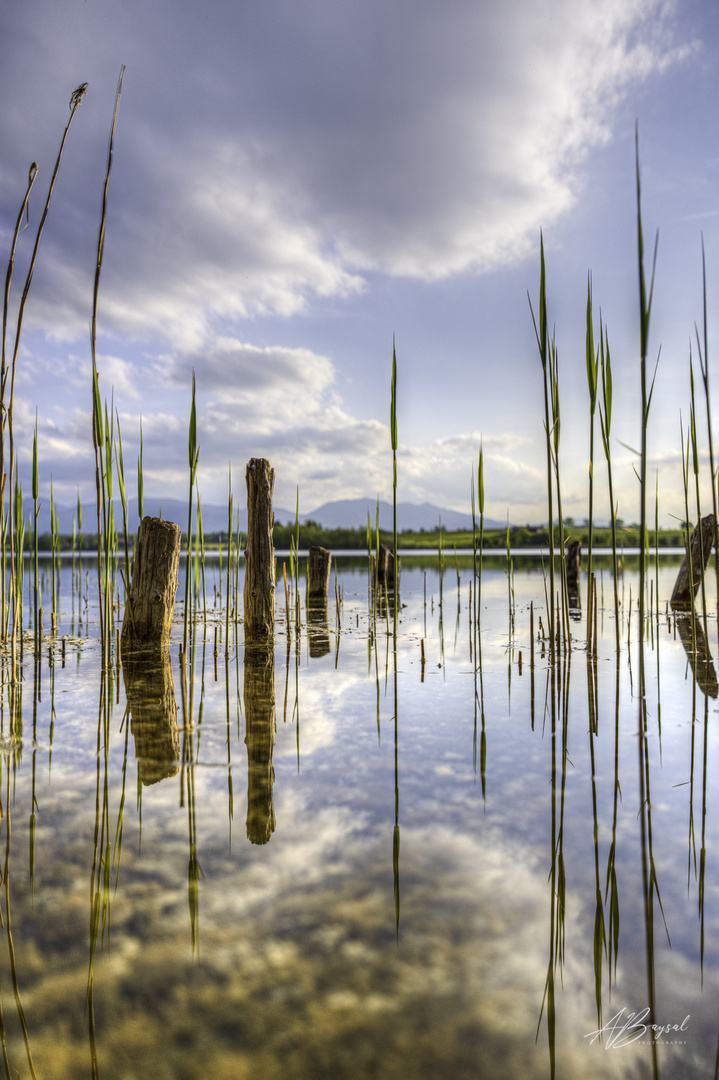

1,556,718,1078
307,600,331,659
122,650,180,784
244,644,276,844
671,609,719,699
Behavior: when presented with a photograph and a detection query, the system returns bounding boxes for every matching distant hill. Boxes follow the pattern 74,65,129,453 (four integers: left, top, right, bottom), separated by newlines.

289,498,505,532
24,495,505,536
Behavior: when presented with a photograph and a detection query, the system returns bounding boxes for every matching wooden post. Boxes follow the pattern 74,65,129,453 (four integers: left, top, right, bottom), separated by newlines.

376,544,389,585
244,458,275,642
387,549,400,591
565,539,581,589
308,545,331,601
671,514,715,606
244,646,276,844
121,517,181,653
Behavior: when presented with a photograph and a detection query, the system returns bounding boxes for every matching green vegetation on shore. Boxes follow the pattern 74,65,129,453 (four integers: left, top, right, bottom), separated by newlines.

31,520,689,553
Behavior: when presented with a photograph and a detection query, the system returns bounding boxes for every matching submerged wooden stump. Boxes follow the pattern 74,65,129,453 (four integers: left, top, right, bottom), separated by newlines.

244,645,276,845
671,514,715,606
121,517,181,653
376,544,389,585
375,544,400,589
387,549,400,591
565,538,581,617
565,539,581,588
308,545,331,601
244,459,275,642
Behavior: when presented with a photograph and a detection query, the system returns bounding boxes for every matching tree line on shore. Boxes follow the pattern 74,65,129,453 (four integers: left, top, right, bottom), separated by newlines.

30,520,689,552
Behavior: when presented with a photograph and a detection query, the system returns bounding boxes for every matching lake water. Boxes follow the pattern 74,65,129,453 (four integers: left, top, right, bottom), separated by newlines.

1,553,717,1078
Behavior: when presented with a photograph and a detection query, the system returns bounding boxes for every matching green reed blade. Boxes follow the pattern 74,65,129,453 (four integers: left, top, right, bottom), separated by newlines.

137,416,144,520
184,372,199,650
189,370,197,474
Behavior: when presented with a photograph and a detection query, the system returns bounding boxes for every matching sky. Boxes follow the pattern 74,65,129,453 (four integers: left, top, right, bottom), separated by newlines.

1,0,719,526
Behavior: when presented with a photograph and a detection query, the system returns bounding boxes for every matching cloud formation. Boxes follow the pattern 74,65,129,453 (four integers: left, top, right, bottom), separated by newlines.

0,0,700,521
0,0,690,348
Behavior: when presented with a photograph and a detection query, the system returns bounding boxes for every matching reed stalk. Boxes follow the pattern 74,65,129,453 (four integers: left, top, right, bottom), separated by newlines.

529,235,556,660
13,471,24,672
91,69,124,661
598,324,620,653
635,128,662,1072
585,278,599,650
438,515,444,610
183,371,200,652
77,490,83,558
137,416,144,528
114,411,130,602
693,240,719,637
2,162,37,645
478,444,484,618
32,417,39,653
548,337,570,651
195,487,207,624
50,480,58,635
5,86,87,674
689,360,709,643
635,128,659,632
505,511,514,633
391,338,398,602
225,470,233,659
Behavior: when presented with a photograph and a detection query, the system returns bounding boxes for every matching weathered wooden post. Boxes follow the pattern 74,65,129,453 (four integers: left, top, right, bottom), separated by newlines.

243,458,276,641
121,516,181,784
121,516,181,653
308,545,331,601
564,539,581,589
376,544,389,585
244,646,276,844
565,538,581,617
671,514,715,606
387,548,400,591
306,544,332,657
374,543,400,590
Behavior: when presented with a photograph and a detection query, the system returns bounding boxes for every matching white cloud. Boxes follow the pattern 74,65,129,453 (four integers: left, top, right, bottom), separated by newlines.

0,0,700,520
0,0,693,351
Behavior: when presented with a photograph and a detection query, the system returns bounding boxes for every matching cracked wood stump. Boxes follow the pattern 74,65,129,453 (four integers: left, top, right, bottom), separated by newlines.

121,516,181,652
308,545,332,601
244,458,276,642
671,514,715,607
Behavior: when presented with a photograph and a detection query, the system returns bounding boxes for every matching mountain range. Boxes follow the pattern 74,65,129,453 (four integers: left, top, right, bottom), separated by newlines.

24,496,505,535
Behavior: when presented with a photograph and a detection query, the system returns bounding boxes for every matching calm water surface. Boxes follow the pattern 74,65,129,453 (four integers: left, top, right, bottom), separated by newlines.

1,555,718,1078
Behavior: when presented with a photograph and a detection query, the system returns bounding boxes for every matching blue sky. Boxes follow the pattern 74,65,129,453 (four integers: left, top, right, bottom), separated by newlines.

1,0,718,525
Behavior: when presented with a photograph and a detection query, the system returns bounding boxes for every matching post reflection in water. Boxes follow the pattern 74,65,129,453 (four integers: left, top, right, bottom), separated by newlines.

244,643,276,845
122,650,180,784
306,600,331,659
671,607,719,699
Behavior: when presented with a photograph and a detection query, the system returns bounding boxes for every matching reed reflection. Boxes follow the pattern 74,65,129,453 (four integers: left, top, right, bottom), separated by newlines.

244,645,276,845
0,746,37,1079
